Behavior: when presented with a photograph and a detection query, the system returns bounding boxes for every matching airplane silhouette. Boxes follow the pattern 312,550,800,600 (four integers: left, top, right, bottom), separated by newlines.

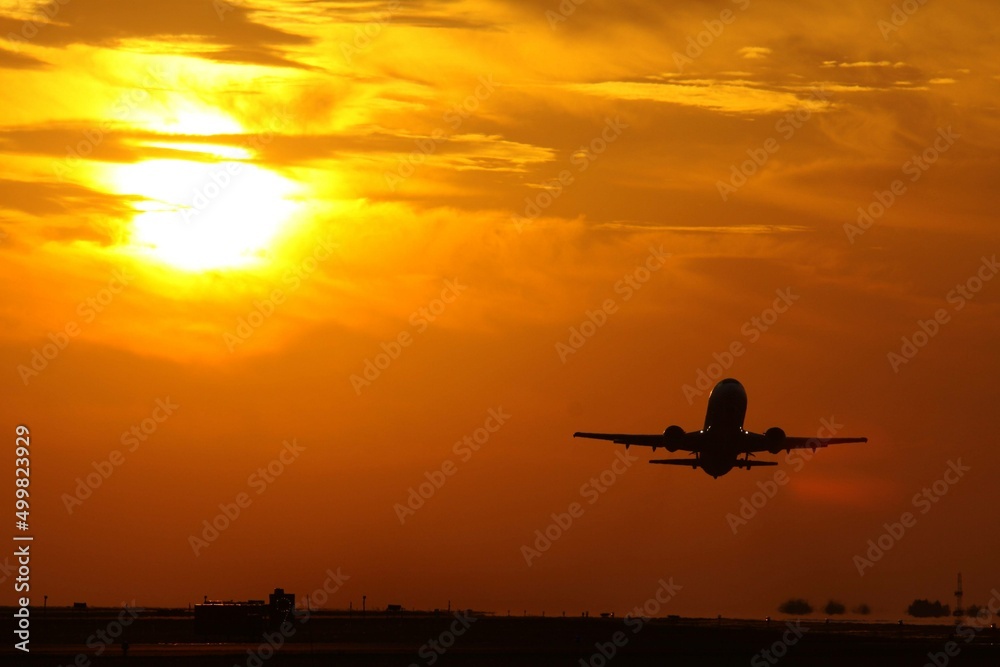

574,378,867,478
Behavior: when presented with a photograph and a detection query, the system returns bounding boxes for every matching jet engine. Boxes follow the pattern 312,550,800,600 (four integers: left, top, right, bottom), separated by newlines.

663,425,685,452
765,427,786,454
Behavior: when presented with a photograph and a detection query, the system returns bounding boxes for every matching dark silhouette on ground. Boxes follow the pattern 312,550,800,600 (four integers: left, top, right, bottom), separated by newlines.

779,599,813,615
575,378,867,478
908,599,951,618
825,600,846,615
854,603,872,615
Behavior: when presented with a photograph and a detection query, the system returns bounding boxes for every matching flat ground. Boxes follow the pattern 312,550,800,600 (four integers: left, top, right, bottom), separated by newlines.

4,609,1000,666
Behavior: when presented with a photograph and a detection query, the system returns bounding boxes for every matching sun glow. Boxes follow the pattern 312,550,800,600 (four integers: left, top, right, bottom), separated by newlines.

151,107,246,137
111,158,300,271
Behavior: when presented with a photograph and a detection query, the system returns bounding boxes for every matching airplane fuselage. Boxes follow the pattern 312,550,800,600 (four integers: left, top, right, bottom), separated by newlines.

697,378,749,477
704,377,748,432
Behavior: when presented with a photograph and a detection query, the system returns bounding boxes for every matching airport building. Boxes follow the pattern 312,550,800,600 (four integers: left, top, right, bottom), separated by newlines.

194,588,296,638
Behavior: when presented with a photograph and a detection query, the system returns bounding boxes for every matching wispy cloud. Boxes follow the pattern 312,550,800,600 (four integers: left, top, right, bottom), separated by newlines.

565,80,831,114
738,46,772,60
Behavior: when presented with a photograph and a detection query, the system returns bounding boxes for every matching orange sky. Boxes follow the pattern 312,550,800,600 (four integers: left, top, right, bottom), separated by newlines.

2,0,999,619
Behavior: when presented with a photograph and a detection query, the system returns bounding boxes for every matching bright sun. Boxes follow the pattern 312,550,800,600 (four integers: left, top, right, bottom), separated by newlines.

111,152,300,271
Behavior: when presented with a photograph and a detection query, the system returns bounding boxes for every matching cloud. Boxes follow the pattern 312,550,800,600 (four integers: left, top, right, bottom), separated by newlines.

0,124,149,164
0,45,48,69
0,0,312,69
425,134,555,172
738,46,772,60
821,61,906,68
565,80,831,114
0,178,137,249
597,222,811,234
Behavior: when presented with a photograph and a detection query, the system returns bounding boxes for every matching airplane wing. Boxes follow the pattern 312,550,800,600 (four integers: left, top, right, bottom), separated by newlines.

745,432,867,453
784,436,868,448
573,431,701,452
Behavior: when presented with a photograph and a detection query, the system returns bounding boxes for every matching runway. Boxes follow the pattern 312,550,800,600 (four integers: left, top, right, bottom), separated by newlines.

5,611,1000,666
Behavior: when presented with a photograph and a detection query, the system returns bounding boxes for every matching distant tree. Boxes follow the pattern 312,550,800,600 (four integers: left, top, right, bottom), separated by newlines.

824,600,846,615
778,599,813,615
853,603,871,616
907,599,950,618
966,604,982,619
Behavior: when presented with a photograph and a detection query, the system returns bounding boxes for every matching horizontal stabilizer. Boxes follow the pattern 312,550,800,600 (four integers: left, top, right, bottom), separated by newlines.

735,460,778,468
573,430,700,453
648,459,700,467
